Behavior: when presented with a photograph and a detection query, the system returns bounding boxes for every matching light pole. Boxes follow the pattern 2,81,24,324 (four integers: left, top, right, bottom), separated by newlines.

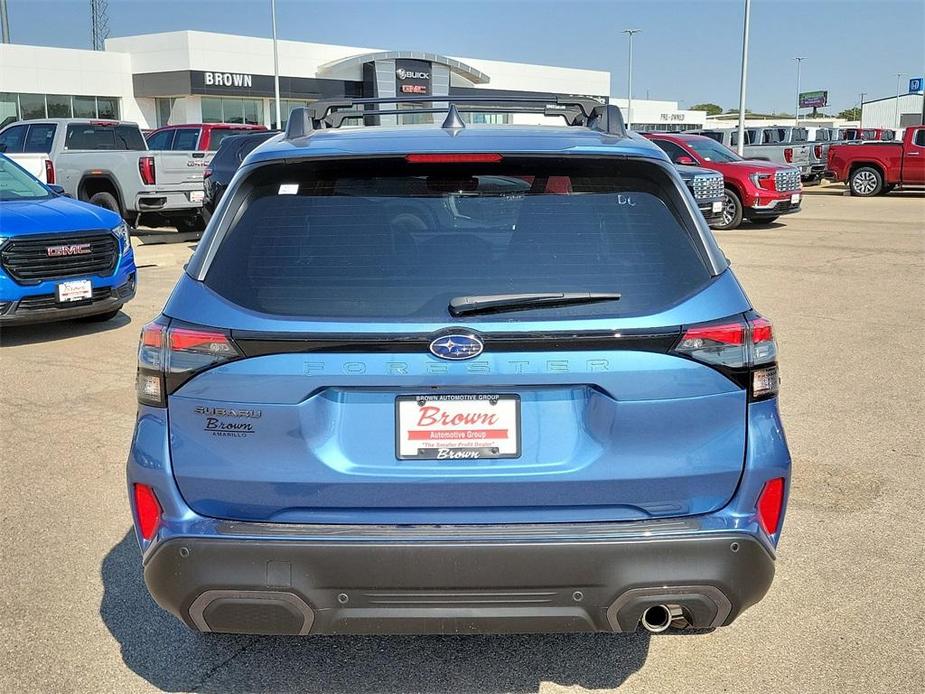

271,0,281,129
623,29,640,129
736,0,751,156
1,0,10,44
894,73,904,129
793,57,806,126
858,92,866,129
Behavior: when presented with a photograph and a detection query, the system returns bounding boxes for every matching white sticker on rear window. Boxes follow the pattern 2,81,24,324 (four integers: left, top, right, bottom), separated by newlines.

278,184,299,195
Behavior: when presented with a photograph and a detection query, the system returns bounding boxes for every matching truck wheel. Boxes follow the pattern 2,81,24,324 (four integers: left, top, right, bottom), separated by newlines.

849,167,883,196
711,190,743,230
88,191,122,218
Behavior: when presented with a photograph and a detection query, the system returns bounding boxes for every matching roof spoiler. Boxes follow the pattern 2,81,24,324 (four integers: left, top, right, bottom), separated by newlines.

283,95,625,139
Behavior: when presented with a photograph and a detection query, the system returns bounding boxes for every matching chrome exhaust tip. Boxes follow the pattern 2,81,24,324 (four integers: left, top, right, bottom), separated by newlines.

640,604,673,633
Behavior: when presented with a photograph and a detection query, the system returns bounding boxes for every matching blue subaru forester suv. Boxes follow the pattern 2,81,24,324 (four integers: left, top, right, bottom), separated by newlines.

0,154,135,325
128,97,790,636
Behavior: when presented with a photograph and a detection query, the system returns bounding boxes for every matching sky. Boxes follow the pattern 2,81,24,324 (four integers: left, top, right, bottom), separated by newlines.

4,0,925,114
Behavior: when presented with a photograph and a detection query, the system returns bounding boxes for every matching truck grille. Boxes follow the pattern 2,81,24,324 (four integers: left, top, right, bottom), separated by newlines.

0,232,118,283
691,173,724,201
775,169,801,192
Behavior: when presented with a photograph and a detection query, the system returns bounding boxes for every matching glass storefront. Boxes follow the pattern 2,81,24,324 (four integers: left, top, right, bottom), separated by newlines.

0,92,121,126
201,96,263,125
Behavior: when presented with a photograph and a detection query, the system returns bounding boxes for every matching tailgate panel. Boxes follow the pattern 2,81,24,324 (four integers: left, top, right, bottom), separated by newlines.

168,350,747,524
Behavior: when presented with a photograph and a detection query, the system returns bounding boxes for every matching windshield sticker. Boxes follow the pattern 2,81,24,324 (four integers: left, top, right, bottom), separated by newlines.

278,183,299,195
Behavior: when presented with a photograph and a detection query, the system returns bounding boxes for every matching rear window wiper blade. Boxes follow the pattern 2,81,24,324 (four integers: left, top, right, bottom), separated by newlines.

449,292,621,317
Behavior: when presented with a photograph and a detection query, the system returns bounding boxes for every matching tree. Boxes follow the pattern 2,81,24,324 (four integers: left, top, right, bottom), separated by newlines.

838,106,861,120
691,103,723,116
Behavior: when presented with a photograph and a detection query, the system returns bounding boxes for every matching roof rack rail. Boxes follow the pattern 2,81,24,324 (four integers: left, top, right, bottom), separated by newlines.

283,95,625,139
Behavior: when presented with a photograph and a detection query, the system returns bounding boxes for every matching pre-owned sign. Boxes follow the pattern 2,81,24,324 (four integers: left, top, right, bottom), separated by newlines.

799,90,828,108
395,59,432,96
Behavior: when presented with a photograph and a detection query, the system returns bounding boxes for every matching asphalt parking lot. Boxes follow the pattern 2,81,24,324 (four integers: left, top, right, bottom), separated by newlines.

1,184,923,693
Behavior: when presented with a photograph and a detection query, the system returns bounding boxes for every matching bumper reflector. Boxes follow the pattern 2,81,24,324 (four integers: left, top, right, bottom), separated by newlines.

133,483,162,541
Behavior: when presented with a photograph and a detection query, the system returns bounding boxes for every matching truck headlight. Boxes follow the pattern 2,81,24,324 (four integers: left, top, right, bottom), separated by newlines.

112,222,131,254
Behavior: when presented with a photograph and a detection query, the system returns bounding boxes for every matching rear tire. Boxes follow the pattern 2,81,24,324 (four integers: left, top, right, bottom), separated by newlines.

88,191,122,218
174,215,205,233
849,167,883,196
79,308,121,322
711,189,743,230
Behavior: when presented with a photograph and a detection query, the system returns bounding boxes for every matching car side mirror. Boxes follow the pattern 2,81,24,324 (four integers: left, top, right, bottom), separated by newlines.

47,184,70,197
676,156,697,166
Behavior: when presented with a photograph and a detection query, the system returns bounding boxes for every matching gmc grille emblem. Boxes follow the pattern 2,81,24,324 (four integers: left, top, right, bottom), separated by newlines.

46,243,92,257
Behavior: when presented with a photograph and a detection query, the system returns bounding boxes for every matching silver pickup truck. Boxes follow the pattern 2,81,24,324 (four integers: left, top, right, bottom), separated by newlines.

0,119,207,231
693,127,815,180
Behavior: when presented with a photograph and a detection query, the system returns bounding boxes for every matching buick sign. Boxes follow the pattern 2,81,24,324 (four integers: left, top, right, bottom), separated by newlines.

429,334,484,360
396,68,430,80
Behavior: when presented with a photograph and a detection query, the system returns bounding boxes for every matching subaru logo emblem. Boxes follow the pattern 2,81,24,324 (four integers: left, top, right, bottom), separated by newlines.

429,334,483,361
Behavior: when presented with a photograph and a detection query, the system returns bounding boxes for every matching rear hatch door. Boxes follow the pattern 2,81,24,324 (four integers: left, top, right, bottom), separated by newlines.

165,154,751,524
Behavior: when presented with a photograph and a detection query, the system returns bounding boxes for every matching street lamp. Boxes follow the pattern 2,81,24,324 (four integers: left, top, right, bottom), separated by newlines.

894,73,905,129
271,0,281,129
622,29,641,129
735,0,751,156
859,92,866,129
793,57,806,127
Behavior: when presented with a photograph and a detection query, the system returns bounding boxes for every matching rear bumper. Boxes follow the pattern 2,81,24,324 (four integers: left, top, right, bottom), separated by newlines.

143,528,775,636
134,190,202,213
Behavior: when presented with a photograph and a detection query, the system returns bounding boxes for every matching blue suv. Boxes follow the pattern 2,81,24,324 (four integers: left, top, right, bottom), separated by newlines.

128,97,790,636
0,154,135,325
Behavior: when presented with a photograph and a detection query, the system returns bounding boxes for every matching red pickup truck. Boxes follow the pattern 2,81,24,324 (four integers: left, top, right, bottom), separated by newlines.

826,125,925,196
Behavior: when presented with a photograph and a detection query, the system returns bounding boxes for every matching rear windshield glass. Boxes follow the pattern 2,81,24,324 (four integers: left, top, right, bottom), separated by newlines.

65,124,146,150
204,158,711,321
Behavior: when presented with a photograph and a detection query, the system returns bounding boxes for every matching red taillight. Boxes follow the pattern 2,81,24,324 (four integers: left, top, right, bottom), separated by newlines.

138,156,156,185
814,144,822,159
674,315,779,399
783,147,793,163
678,322,745,347
44,159,55,184
136,318,240,407
405,153,503,164
757,477,785,535
168,326,238,355
203,166,213,179
133,483,162,541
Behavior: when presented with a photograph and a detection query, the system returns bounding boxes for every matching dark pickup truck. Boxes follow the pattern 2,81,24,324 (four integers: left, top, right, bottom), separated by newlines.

826,125,925,196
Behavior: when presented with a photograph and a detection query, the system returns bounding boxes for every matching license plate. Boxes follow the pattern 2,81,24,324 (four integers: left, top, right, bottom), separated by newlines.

791,193,801,204
712,201,723,213
56,279,93,303
396,394,521,460
189,190,204,203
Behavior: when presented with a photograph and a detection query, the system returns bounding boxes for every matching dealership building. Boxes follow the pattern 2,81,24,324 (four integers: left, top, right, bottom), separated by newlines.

0,31,705,132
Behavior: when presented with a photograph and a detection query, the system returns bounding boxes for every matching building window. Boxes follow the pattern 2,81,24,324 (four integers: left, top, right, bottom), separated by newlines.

155,98,176,128
272,99,313,130
45,94,72,118
19,93,46,120
201,96,263,125
0,93,120,123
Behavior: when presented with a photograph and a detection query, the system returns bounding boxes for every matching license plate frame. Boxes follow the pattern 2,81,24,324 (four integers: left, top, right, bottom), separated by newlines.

55,279,93,303
189,190,204,204
396,393,521,460
791,193,801,204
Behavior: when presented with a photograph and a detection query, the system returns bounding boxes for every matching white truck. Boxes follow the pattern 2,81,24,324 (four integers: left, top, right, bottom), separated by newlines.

0,119,207,231
5,152,54,183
